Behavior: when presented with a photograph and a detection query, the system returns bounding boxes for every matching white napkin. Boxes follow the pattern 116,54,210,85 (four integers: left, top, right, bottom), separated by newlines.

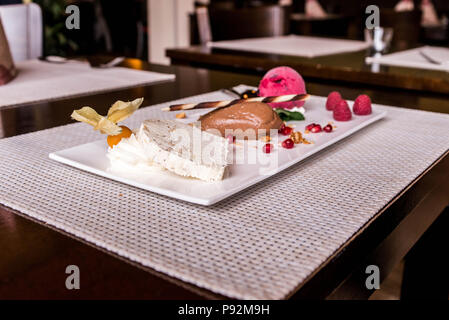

305,0,327,18
421,0,440,27
395,0,414,11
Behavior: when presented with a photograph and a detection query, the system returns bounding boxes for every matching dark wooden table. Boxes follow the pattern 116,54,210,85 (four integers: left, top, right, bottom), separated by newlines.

0,59,448,299
166,45,449,95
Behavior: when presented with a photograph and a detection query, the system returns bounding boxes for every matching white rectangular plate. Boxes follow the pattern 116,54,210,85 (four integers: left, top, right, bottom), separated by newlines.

50,95,386,205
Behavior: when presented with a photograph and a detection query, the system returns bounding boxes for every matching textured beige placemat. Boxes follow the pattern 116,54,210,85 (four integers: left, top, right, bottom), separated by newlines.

366,46,449,72
1,91,449,299
209,35,369,58
0,60,175,108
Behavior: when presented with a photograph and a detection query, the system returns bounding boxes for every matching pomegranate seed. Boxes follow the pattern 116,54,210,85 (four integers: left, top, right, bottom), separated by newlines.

280,126,293,135
305,123,316,131
282,138,294,149
278,124,286,133
262,143,273,153
310,124,322,133
323,124,333,133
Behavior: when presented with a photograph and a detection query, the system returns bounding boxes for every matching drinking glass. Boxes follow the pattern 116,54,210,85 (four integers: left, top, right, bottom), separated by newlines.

364,27,394,53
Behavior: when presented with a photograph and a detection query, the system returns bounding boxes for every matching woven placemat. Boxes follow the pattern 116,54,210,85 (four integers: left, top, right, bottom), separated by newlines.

1,91,449,299
209,35,369,58
366,46,449,72
0,60,175,108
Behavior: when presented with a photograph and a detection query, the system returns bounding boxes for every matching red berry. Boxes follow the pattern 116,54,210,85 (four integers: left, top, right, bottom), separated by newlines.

226,135,236,143
278,124,286,133
278,124,293,135
333,100,352,121
282,138,294,149
262,143,273,153
353,94,372,115
310,124,322,133
281,126,293,135
323,124,333,132
305,123,316,131
326,91,342,111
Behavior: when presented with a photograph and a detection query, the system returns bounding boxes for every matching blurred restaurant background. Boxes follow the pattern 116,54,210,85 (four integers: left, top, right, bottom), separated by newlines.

1,0,448,301
0,0,448,64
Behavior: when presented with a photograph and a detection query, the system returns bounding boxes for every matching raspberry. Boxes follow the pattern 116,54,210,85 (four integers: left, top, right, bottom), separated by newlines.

326,91,342,111
333,100,352,121
353,94,372,115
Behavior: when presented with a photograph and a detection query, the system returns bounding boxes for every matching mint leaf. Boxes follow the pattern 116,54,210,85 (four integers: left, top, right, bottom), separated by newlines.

275,109,305,121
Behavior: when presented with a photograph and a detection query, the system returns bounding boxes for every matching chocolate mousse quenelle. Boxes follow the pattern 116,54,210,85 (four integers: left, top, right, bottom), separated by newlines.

163,66,309,139
199,101,283,140
199,66,307,139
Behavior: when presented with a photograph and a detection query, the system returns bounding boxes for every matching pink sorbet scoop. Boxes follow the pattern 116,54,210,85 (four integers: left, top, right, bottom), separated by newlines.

258,66,307,109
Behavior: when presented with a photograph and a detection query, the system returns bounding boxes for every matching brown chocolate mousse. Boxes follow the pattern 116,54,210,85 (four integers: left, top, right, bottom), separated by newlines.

199,102,283,139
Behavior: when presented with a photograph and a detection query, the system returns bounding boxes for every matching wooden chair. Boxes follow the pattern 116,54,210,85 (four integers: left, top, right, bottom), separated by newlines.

290,13,351,38
380,9,422,50
191,5,291,45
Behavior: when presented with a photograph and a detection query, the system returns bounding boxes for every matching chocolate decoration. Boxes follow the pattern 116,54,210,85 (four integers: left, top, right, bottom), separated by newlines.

164,93,310,111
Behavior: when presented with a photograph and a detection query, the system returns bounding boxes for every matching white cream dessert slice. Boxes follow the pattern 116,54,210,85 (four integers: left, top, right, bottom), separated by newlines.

106,133,162,174
107,120,230,182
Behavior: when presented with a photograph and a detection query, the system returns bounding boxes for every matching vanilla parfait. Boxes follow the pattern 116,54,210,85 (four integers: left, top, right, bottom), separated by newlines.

107,120,230,182
71,99,231,182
